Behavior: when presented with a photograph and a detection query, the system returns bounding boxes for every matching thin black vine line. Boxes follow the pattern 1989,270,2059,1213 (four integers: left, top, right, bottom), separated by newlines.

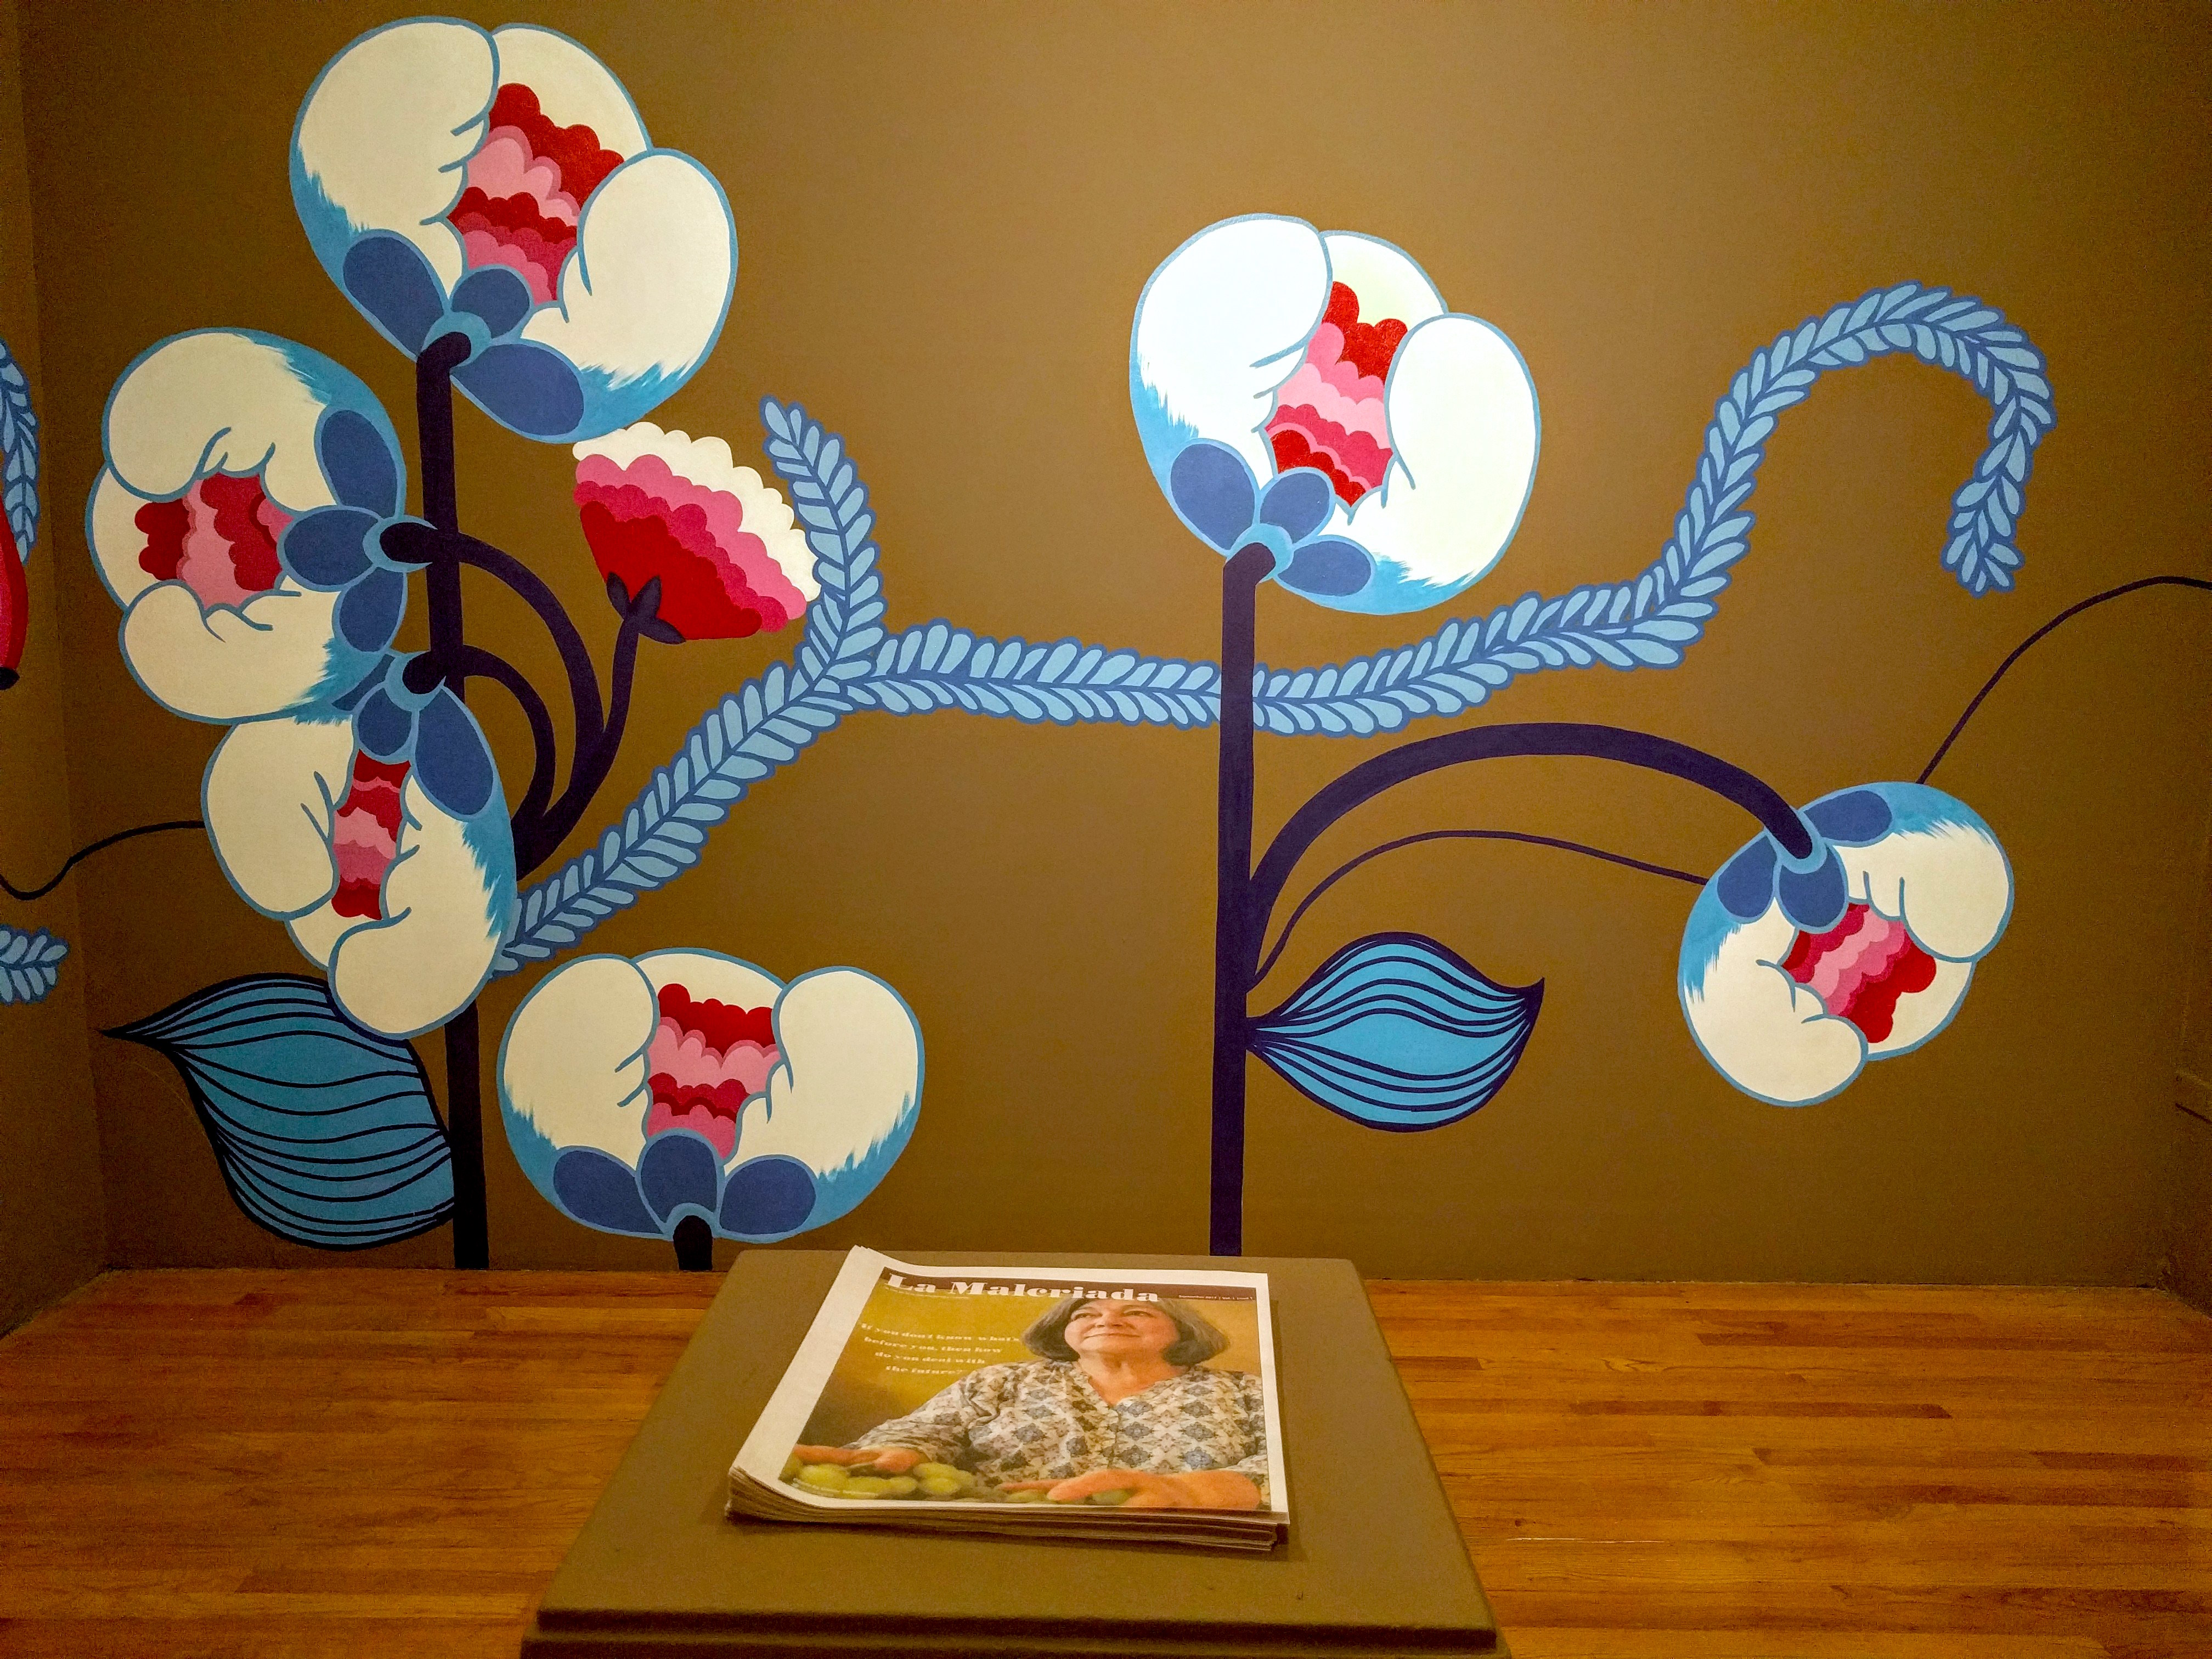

1918,575,2212,782
2,819,204,902
1252,828,1707,987
1251,572,2212,991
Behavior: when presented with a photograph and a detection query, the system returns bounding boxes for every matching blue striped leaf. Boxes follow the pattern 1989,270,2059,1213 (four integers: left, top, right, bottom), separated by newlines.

109,974,453,1249
1250,933,1542,1131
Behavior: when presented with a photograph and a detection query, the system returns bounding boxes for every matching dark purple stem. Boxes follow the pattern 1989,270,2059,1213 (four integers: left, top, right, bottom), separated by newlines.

415,332,488,1273
380,517,614,867
524,590,651,873
441,529,606,758
1243,723,1812,973
453,646,559,831
673,1215,713,1272
1210,544,1274,1257
416,334,469,659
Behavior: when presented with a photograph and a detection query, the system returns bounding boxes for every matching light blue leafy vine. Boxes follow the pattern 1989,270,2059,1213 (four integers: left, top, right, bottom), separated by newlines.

1249,282,2049,736
853,625,1217,726
0,924,66,1004
0,334,37,552
496,283,2048,966
493,402,880,972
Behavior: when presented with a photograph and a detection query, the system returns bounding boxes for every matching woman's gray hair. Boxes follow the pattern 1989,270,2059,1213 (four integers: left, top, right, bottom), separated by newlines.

1021,1294,1230,1367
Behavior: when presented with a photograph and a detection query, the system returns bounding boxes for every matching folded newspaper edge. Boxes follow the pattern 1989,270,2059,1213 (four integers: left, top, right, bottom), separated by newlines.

728,1248,1289,1550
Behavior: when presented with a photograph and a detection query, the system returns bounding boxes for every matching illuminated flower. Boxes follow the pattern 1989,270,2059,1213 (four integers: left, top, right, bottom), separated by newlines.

1678,783,2012,1107
498,950,922,1243
572,423,815,640
1130,215,1539,614
86,331,410,722
291,19,736,443
201,656,515,1039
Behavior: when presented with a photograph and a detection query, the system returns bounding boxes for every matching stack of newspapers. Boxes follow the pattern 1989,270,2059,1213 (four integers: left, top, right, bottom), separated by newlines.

729,1248,1289,1550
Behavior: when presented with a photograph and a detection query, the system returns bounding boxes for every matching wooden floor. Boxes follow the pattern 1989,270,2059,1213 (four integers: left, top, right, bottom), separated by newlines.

0,1274,2205,1659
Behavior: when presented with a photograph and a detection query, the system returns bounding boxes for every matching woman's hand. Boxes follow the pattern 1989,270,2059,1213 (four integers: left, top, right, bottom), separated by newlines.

789,1444,924,1475
1001,1468,1262,1510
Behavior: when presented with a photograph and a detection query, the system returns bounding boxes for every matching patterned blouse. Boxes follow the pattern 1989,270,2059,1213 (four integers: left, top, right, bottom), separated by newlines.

853,1359,1271,1502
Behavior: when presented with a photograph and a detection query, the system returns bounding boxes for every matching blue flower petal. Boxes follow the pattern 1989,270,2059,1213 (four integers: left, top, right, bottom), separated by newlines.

353,686,413,761
451,266,533,339
336,567,407,652
329,658,390,713
454,341,585,441
413,687,497,820
281,505,377,590
1715,836,1778,921
1257,467,1334,544
1168,441,1257,551
1279,536,1373,598
639,1131,721,1223
341,234,445,356
1250,932,1543,1131
720,1155,816,1237
1776,847,1848,933
317,408,400,516
1807,788,1893,846
552,1146,660,1236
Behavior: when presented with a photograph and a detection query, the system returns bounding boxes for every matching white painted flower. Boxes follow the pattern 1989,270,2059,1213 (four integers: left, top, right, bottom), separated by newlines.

87,330,408,723
292,18,736,443
201,662,515,1040
1130,215,1539,613
498,950,922,1242
1678,783,2012,1106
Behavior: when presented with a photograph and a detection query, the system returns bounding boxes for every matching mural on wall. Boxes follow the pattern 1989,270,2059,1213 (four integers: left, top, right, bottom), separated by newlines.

79,14,2207,1261
88,19,900,1266
0,329,66,1007
1135,216,2037,1248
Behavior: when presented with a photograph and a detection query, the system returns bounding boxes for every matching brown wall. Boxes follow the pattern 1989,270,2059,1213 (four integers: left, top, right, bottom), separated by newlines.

2164,820,2212,1311
15,1,2212,1278
0,0,103,1330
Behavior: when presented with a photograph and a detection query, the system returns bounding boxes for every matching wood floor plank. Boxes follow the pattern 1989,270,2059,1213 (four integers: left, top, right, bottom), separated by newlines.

1370,1278,2212,1657
2,1271,2205,1657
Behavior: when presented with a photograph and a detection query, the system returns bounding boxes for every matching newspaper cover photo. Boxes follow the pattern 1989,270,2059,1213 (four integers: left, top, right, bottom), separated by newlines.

729,1250,1289,1549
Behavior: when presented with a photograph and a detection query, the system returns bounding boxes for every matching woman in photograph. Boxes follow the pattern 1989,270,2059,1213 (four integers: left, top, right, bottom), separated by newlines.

792,1294,1269,1509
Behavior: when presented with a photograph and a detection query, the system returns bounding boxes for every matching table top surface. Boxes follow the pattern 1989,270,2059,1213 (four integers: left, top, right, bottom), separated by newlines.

533,1250,1499,1651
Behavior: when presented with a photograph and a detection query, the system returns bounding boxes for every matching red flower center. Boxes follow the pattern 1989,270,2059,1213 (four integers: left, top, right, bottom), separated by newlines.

330,754,409,921
135,473,290,610
446,83,623,306
645,983,780,1161
573,454,804,641
1265,281,1409,506
1782,902,1938,1043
